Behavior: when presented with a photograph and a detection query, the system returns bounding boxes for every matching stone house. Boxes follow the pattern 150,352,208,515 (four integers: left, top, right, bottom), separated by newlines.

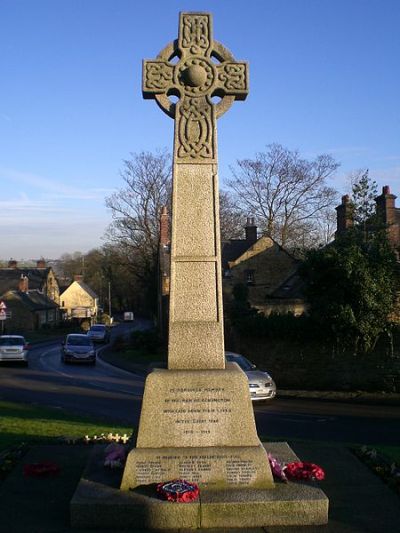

0,259,60,304
0,274,59,332
59,275,99,322
222,218,306,316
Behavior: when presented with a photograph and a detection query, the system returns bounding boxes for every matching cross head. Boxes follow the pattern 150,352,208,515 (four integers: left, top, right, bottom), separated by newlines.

143,12,249,162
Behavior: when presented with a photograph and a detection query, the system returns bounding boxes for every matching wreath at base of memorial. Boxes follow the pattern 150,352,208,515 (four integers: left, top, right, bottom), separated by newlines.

156,479,200,502
23,461,61,477
284,461,325,481
268,453,325,482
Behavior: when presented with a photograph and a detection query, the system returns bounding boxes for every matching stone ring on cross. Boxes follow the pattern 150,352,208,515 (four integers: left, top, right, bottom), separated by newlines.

142,12,249,120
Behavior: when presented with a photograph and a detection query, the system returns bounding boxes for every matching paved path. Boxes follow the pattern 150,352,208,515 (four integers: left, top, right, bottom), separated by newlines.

1,441,399,532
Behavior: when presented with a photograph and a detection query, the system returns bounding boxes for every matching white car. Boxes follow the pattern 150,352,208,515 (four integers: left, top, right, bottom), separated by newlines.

225,351,276,401
0,335,29,365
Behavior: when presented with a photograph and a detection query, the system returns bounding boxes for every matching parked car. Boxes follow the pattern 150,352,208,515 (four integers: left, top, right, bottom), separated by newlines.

0,335,29,366
225,351,276,402
61,334,96,364
87,324,110,343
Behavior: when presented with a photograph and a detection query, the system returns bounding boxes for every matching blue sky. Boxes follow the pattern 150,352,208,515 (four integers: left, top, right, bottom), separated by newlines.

1,0,399,259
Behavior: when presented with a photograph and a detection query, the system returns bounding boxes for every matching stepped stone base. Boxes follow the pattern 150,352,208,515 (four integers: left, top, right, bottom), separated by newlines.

70,442,329,529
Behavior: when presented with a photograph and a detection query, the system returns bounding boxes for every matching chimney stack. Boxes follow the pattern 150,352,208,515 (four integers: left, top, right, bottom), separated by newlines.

376,185,397,226
335,195,353,236
8,259,18,268
18,274,29,293
74,274,83,283
375,185,399,248
245,217,257,243
160,206,170,247
36,259,46,268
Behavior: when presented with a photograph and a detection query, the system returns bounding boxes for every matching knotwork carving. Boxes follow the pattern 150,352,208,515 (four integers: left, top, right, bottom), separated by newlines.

177,97,214,160
144,62,173,91
218,63,247,91
181,14,210,54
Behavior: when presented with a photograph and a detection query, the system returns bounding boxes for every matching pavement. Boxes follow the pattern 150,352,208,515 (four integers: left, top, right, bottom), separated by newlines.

1,345,399,532
1,440,400,532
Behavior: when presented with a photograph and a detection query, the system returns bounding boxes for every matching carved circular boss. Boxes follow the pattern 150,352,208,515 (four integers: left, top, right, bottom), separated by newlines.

153,40,239,119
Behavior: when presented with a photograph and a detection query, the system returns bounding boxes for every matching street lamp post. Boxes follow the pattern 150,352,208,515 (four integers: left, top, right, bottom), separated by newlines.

108,281,112,322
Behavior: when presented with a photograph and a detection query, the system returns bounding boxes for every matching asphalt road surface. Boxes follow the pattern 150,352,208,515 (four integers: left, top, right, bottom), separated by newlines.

1,321,399,446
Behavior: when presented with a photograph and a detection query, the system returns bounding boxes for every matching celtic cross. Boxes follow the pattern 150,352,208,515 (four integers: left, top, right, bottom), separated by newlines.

143,13,248,369
143,12,248,162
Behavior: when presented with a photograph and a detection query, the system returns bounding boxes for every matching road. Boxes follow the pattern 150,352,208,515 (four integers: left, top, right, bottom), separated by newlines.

1,322,400,445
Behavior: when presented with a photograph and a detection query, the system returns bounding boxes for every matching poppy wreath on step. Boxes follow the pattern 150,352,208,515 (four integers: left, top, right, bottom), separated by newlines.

156,479,200,502
23,462,61,477
284,461,325,481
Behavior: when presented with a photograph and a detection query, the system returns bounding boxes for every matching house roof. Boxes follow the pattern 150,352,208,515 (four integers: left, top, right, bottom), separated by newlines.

59,280,99,299
2,289,59,311
221,239,254,270
223,234,299,271
0,267,52,296
268,271,305,300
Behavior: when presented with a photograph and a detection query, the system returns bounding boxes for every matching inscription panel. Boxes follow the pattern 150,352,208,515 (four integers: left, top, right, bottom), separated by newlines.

136,366,260,449
134,451,258,487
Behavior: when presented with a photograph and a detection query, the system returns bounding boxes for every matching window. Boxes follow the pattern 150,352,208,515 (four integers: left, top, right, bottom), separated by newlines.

245,269,255,285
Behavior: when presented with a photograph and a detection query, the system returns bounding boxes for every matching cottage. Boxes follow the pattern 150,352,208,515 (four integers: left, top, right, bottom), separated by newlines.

0,274,59,332
0,259,60,304
222,218,306,316
59,275,99,322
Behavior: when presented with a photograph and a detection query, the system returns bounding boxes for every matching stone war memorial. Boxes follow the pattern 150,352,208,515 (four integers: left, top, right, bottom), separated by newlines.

71,12,328,529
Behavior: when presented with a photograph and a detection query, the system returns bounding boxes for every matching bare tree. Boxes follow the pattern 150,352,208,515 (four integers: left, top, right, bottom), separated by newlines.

227,144,339,249
104,150,172,313
219,190,245,241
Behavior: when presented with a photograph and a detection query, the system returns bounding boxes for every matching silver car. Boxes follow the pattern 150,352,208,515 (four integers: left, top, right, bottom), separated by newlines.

87,324,110,343
61,334,96,365
0,335,29,365
225,351,276,401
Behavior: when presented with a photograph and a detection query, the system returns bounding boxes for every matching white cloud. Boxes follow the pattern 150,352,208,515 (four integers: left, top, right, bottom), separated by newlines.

0,167,114,201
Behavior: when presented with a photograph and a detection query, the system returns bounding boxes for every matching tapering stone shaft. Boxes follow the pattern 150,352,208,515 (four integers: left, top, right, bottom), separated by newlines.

143,12,248,369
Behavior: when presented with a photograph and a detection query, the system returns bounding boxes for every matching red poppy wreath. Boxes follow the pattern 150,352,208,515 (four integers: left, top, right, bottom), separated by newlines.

23,462,61,477
284,461,325,481
156,479,200,502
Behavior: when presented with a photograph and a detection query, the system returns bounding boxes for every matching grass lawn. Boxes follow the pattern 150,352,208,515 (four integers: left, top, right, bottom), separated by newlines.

374,445,400,464
0,400,132,451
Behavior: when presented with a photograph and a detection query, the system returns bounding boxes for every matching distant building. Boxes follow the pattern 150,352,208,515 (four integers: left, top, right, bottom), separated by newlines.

59,275,99,322
0,274,59,332
0,259,60,304
222,218,306,316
